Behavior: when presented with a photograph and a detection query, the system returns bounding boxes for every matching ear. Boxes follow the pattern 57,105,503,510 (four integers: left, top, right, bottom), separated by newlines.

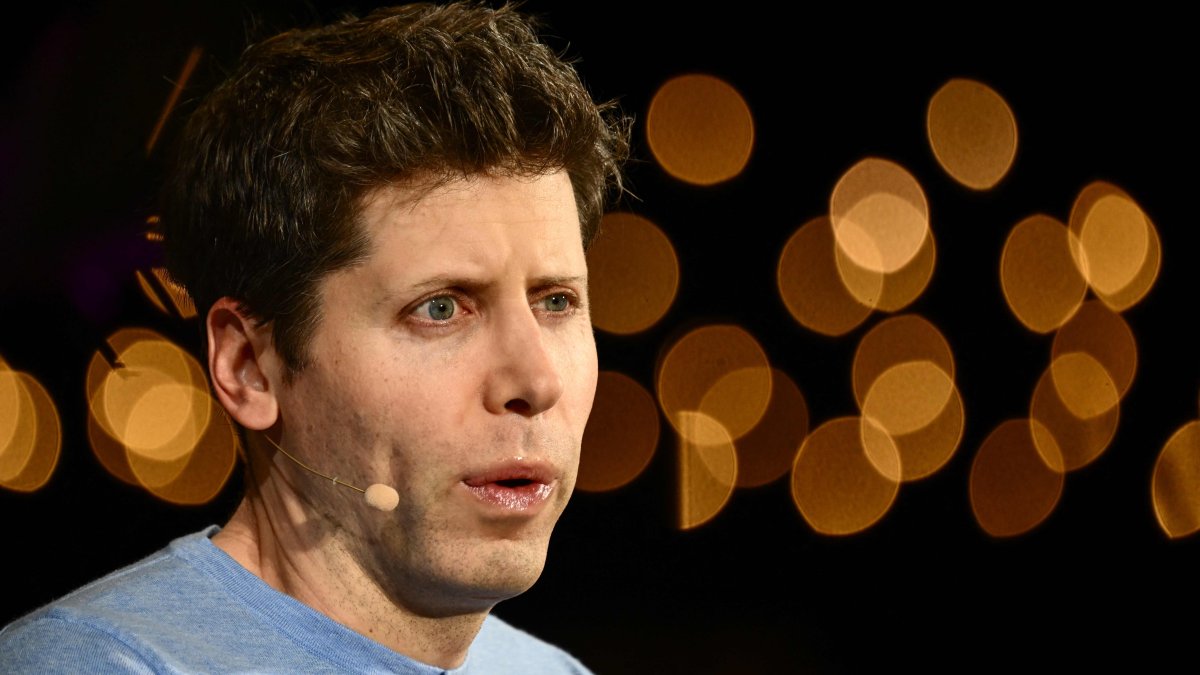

207,298,280,431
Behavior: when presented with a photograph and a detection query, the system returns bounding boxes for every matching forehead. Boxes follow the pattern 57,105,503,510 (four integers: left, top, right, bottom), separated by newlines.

356,171,583,268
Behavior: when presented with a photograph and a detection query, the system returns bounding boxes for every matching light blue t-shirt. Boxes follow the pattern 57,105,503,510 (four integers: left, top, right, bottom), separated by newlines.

0,527,591,674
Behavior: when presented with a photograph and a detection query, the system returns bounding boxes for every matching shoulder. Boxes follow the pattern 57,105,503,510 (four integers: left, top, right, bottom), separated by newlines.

0,528,229,674
0,612,159,674
465,614,593,675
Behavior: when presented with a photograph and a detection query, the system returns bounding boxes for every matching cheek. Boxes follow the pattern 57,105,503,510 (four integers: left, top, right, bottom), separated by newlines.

563,326,599,431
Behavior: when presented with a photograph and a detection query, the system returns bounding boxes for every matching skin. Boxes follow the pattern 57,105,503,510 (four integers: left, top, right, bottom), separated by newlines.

206,171,597,668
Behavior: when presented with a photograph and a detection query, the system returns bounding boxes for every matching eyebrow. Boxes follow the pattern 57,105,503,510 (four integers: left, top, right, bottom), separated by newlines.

527,275,588,290
389,274,589,302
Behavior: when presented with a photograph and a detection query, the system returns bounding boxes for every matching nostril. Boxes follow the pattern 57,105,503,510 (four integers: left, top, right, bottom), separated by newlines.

505,399,532,414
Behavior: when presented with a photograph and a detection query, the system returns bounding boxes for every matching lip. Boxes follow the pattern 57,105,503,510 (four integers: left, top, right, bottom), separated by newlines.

460,460,557,513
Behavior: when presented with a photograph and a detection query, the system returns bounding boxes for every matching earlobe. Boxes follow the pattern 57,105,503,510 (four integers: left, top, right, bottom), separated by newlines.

208,298,280,431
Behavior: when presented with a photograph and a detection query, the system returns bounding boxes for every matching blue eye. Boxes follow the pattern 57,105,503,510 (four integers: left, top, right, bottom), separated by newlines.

425,296,456,321
543,293,571,312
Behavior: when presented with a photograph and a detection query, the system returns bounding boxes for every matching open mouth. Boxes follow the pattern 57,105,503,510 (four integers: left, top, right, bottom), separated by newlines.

462,465,555,511
494,478,535,488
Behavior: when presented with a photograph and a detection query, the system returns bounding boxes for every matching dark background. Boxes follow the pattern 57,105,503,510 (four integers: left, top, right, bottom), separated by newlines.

2,2,1197,672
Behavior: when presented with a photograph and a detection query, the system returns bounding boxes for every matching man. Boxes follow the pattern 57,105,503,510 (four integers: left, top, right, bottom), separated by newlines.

0,3,628,672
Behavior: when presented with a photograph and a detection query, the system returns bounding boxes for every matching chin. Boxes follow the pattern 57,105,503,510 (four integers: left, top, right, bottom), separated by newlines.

395,535,553,617
470,535,552,597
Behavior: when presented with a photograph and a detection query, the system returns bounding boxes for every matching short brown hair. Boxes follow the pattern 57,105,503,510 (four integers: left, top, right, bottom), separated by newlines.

162,2,629,378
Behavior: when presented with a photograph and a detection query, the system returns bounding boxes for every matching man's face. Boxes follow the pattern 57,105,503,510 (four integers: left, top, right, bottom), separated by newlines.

272,171,597,616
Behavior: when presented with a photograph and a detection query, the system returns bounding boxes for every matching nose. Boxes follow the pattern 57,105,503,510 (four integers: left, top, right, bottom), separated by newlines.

483,302,565,417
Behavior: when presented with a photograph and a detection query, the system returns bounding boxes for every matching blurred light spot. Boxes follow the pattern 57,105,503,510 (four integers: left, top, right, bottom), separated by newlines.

926,78,1017,190
146,46,203,155
836,222,936,312
587,213,678,335
970,419,1064,537
698,366,774,441
86,328,157,403
1029,363,1118,473
136,270,170,315
87,405,139,486
830,158,929,274
778,216,874,336
124,381,212,460
852,314,955,409
0,371,36,483
862,361,954,437
1069,183,1148,294
1078,194,1148,294
791,417,899,535
1052,300,1137,401
96,339,209,459
1069,182,1161,311
1049,352,1119,420
646,74,754,186
887,383,964,482
578,371,660,492
676,411,738,530
0,372,61,492
657,325,771,442
141,408,238,505
1095,212,1160,312
85,330,153,485
1001,214,1087,333
86,328,234,503
137,268,197,319
728,368,808,488
0,360,18,452
1154,422,1200,538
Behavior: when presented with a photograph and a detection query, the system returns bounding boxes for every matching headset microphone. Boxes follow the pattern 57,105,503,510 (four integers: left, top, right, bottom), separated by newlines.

262,434,400,512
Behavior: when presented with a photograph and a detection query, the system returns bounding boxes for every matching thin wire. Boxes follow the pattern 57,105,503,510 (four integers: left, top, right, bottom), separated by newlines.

261,434,366,494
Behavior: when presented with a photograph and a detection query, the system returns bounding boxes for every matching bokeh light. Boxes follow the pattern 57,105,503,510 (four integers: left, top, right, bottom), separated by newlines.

970,419,1064,537
0,372,61,492
139,404,238,505
697,366,775,441
1051,300,1137,401
724,368,808,488
0,371,37,485
578,371,660,492
926,78,1018,190
657,325,771,442
1095,212,1160,312
830,158,930,274
852,314,955,409
1048,352,1119,420
95,339,210,459
1076,194,1148,295
587,212,679,335
1029,359,1119,473
1070,181,1152,302
0,358,18,453
646,74,754,186
791,417,899,535
1154,421,1200,538
886,383,964,482
778,216,874,336
676,411,738,530
835,222,936,312
1001,214,1087,333
1068,181,1161,311
146,46,203,155
86,328,235,504
137,268,198,319
87,405,139,486
861,361,955,437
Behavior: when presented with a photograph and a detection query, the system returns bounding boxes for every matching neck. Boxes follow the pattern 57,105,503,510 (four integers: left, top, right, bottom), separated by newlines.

213,482,488,669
